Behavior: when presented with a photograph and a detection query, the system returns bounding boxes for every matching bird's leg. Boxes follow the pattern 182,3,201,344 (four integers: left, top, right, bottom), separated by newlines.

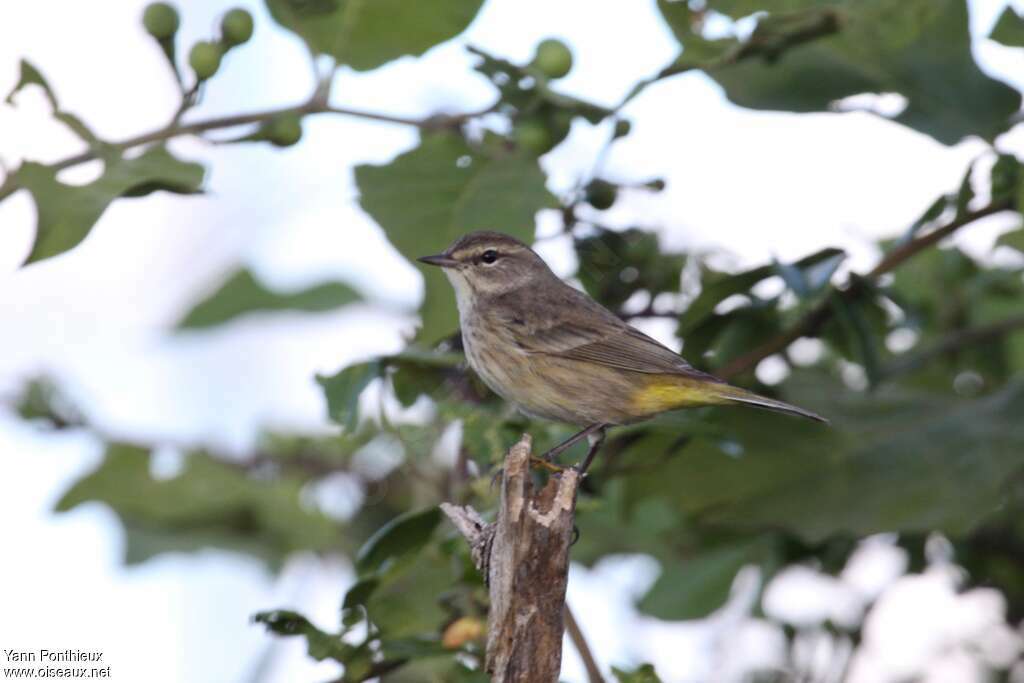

540,423,606,463
575,426,607,476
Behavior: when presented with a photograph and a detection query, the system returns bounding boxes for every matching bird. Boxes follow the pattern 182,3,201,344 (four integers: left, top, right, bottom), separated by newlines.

418,231,826,474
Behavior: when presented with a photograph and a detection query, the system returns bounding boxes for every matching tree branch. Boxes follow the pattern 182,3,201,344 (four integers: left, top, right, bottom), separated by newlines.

716,200,1014,379
0,97,493,202
564,604,605,683
882,313,1024,378
441,434,580,683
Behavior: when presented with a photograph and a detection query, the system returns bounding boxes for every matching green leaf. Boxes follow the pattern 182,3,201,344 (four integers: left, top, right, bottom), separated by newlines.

265,0,484,71
317,360,383,431
252,610,356,663
612,663,663,683
639,536,779,620
990,6,1024,47
661,0,1022,144
679,247,843,336
575,228,687,310
176,268,361,329
15,146,204,265
6,59,58,109
997,228,1024,253
623,374,1024,544
6,59,104,148
56,444,341,567
355,507,442,576
356,132,556,342
828,287,884,385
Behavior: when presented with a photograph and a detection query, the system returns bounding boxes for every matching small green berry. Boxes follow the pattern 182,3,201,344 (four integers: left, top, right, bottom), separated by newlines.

614,119,632,138
221,8,254,47
189,41,223,81
142,2,179,40
514,119,553,154
266,113,302,147
585,179,617,210
532,38,573,79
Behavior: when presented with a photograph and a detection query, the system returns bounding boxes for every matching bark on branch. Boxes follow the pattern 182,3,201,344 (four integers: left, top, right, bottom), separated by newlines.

441,434,581,683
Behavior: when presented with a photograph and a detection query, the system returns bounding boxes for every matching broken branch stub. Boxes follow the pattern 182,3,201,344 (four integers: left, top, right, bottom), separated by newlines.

440,433,580,683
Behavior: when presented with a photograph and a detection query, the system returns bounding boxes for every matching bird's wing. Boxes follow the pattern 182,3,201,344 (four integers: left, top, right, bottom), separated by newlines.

506,289,722,381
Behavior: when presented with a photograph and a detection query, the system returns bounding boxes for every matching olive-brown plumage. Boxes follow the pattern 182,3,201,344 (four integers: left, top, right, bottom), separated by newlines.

419,231,825,470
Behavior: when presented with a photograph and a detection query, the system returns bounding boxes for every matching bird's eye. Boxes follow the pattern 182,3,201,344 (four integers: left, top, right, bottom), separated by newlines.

480,249,499,264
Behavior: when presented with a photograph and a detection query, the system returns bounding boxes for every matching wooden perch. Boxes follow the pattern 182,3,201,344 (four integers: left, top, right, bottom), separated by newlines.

441,433,581,683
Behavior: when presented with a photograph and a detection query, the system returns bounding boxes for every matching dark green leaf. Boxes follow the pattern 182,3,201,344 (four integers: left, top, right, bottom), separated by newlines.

612,663,663,683
990,6,1024,47
356,132,555,342
265,0,484,71
252,610,355,662
680,247,843,335
662,0,1022,144
828,287,884,385
16,146,204,265
989,153,1020,205
575,228,687,309
355,507,442,576
896,194,950,246
997,228,1024,253
954,162,976,217
176,268,361,329
317,360,383,431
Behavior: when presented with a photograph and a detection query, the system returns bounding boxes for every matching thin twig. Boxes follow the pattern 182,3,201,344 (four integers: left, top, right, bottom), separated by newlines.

0,99,493,202
616,7,842,111
564,603,605,683
716,200,1014,379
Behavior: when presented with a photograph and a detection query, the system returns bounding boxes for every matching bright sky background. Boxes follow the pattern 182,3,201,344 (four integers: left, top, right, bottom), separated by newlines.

1,1,1023,681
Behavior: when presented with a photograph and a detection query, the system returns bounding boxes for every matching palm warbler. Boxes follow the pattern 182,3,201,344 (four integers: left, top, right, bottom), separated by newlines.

419,231,826,473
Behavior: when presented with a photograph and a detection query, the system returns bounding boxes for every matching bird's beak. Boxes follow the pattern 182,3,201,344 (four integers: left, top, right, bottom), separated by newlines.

417,253,458,268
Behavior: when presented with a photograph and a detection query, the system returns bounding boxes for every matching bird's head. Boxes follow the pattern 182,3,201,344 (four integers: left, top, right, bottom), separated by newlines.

418,231,553,303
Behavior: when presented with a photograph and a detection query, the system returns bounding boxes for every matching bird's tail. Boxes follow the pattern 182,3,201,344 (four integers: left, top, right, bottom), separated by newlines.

709,383,828,424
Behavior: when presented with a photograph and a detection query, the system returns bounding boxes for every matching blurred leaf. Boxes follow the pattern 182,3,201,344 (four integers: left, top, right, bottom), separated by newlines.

355,507,442,576
639,536,779,620
5,59,104,147
954,161,976,217
56,444,341,567
356,132,555,342
989,153,1021,205
661,0,1022,144
252,610,355,662
6,59,58,109
265,0,483,71
896,194,950,246
612,663,663,683
679,247,843,336
176,268,361,329
317,360,382,431
575,228,687,309
997,228,1024,253
622,374,1024,544
15,146,204,265
387,348,464,407
828,287,884,385
990,6,1024,47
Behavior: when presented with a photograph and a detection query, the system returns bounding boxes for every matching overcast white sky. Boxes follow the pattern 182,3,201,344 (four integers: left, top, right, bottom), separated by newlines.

1,1,1023,681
